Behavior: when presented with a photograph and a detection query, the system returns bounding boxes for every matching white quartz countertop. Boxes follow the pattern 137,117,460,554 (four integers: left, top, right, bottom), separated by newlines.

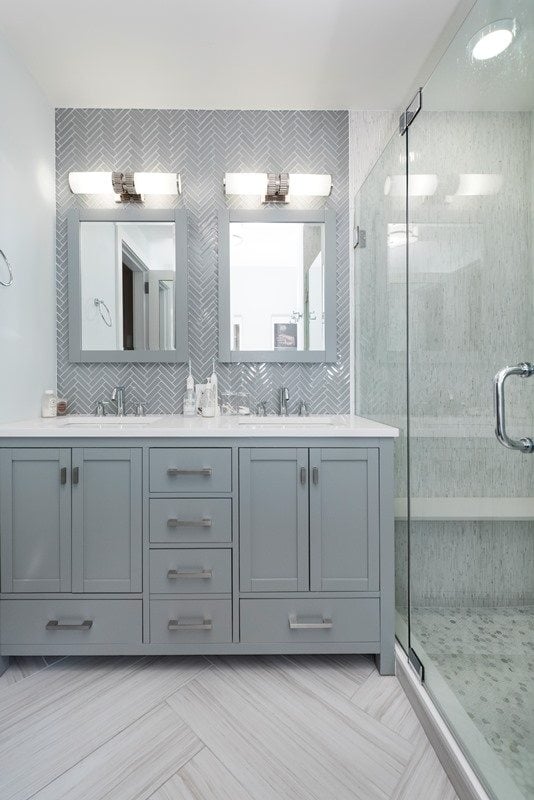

0,414,399,439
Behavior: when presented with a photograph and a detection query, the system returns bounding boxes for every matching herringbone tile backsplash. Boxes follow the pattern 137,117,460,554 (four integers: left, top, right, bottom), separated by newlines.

56,109,349,415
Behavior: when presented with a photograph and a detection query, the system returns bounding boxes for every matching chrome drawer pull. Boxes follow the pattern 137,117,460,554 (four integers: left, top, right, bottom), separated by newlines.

167,517,212,528
167,467,213,477
288,614,333,630
167,568,213,580
46,619,93,632
168,617,212,631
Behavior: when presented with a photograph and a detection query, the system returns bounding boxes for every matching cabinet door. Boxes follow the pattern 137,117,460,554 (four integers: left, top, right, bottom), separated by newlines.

72,448,142,593
239,448,309,592
0,449,71,592
310,448,379,592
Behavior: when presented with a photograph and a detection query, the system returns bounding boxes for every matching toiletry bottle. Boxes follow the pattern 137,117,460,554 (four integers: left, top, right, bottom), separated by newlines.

183,360,196,417
210,358,219,416
201,378,216,418
41,389,58,418
183,389,196,417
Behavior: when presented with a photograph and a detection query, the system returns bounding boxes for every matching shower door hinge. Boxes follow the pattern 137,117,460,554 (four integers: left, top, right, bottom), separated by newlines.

399,88,423,135
353,225,366,249
408,647,425,682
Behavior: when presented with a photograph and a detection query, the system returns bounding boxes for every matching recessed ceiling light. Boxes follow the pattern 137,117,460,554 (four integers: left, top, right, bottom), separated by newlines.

468,19,517,61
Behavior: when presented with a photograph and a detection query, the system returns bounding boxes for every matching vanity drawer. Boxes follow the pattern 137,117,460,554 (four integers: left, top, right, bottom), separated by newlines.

150,448,232,493
0,599,142,646
149,498,232,543
239,598,380,644
150,599,232,644
150,549,231,594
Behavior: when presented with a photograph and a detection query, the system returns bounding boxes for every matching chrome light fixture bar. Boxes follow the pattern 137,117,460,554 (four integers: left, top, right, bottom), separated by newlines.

68,171,181,202
223,172,332,203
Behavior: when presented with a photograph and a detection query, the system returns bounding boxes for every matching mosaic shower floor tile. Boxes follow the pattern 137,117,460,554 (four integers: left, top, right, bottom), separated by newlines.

411,606,534,799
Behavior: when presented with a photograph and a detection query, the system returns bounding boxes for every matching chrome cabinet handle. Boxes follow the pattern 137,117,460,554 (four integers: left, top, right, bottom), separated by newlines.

46,619,93,631
167,467,213,477
60,467,67,485
72,466,80,485
288,614,332,630
168,618,212,631
312,466,319,485
300,467,307,485
167,517,212,528
167,568,213,580
494,362,534,453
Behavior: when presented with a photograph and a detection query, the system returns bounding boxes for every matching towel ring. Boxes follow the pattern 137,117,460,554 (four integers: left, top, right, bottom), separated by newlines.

94,297,112,327
0,249,14,287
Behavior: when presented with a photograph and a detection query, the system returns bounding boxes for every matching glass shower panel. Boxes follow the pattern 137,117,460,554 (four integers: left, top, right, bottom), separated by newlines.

353,132,409,651
407,1,534,797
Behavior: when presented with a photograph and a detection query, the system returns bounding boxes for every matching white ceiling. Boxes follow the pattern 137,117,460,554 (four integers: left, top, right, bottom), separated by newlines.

0,0,463,109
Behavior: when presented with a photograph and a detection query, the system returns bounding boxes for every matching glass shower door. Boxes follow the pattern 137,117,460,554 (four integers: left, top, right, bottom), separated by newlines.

406,1,534,798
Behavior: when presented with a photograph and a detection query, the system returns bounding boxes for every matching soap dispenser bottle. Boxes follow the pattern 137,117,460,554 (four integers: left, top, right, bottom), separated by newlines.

201,378,216,418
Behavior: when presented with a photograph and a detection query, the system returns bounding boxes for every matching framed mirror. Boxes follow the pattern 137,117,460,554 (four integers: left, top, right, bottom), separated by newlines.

68,208,188,362
218,209,336,362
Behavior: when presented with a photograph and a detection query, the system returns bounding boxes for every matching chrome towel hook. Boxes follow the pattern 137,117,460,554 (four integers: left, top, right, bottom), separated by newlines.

0,249,14,287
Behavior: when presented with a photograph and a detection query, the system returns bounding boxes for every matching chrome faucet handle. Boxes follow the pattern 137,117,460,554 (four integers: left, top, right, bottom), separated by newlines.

255,401,267,417
95,401,106,417
134,403,147,417
298,401,309,417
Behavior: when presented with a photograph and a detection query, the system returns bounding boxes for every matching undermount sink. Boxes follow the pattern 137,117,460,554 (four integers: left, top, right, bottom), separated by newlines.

238,415,335,426
58,415,162,427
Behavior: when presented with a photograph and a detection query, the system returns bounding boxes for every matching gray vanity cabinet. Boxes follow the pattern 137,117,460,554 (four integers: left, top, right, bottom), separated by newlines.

0,449,72,593
309,448,379,592
239,447,379,594
239,448,309,592
0,447,142,594
71,448,142,592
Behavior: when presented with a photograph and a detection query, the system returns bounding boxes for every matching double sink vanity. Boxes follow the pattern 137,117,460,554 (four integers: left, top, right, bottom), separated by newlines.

0,414,397,674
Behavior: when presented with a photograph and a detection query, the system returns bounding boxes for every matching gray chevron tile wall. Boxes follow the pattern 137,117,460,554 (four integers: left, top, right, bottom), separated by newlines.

55,109,349,414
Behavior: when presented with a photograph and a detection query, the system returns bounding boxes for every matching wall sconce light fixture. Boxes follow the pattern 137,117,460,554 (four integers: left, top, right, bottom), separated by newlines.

68,171,181,202
223,172,332,203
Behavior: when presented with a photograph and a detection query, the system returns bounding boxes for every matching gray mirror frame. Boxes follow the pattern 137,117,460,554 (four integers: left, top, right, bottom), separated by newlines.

68,207,188,363
218,208,337,363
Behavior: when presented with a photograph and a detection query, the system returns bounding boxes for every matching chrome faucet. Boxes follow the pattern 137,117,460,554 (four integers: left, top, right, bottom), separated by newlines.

279,387,290,416
110,386,126,417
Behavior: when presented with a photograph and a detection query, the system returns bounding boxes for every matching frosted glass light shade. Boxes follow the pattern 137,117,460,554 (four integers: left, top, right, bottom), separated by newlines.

288,173,332,196
224,173,268,195
455,173,503,196
133,172,181,195
469,19,516,61
68,172,113,194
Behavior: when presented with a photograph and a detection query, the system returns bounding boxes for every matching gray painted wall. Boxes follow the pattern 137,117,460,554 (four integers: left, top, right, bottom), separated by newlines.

56,109,349,415
0,33,56,422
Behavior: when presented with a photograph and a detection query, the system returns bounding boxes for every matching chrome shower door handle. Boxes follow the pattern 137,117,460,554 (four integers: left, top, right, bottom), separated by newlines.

494,362,534,453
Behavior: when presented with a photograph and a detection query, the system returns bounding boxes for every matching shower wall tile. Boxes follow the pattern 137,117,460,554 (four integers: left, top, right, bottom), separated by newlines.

55,109,349,414
410,520,534,607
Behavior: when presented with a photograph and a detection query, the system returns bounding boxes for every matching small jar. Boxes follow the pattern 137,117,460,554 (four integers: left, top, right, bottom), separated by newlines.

56,398,68,416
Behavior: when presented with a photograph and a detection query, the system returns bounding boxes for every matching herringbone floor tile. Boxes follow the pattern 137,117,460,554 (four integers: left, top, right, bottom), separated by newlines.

0,655,457,800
